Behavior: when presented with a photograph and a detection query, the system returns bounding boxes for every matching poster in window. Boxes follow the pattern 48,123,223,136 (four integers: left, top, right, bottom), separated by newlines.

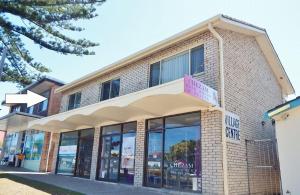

59,145,77,156
121,136,135,169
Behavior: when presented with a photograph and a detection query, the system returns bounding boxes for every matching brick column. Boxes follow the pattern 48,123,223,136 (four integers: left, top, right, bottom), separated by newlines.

39,132,51,172
90,127,101,180
134,119,146,187
201,110,224,194
50,133,60,173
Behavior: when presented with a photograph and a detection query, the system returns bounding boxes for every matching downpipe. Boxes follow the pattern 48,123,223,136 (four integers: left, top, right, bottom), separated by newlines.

208,23,229,195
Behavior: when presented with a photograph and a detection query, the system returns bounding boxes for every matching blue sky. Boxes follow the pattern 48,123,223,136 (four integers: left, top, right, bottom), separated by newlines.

0,0,299,116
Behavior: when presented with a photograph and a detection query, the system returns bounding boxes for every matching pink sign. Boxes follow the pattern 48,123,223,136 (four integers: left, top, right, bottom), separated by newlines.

184,75,219,106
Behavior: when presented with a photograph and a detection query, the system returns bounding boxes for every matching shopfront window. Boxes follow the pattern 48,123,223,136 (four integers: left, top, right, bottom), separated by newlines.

3,133,19,156
145,112,202,192
24,131,45,160
57,131,78,175
56,129,94,178
98,122,136,184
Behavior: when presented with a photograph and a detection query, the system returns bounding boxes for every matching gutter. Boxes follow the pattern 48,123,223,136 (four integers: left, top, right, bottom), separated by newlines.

208,23,229,195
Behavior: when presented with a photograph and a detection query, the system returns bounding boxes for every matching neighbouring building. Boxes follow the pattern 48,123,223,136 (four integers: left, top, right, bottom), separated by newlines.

0,77,64,172
0,131,4,157
267,97,300,195
7,14,294,194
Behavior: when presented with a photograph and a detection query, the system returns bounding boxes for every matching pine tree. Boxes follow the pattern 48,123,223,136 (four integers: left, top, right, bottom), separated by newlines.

0,0,105,86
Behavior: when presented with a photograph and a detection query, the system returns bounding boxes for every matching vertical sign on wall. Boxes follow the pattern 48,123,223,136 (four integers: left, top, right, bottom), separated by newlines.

225,111,240,144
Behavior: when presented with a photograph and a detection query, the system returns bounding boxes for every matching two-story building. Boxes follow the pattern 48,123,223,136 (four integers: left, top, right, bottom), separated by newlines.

26,15,294,194
0,77,64,172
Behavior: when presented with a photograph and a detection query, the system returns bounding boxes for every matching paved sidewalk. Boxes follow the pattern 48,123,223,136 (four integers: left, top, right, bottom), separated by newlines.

0,166,191,195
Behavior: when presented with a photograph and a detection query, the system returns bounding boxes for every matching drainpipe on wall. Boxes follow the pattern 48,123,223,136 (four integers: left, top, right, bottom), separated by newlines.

45,132,53,172
208,23,229,195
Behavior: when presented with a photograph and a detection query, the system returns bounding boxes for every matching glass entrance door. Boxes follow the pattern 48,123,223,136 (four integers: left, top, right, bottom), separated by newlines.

99,135,121,181
75,129,94,178
98,123,136,184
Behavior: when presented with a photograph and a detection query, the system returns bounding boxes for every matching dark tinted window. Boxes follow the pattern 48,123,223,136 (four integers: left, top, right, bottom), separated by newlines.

100,79,120,101
123,122,137,133
74,93,81,109
37,91,50,113
191,45,204,75
68,94,75,110
68,92,81,110
101,81,111,101
111,79,120,98
149,62,160,87
102,124,121,135
148,118,163,130
165,112,200,128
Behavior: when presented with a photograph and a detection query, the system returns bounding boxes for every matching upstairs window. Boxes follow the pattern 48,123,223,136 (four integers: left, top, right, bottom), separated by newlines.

191,46,205,75
149,45,204,87
149,62,160,87
27,106,34,114
68,92,81,110
100,78,120,101
12,105,21,112
37,91,50,113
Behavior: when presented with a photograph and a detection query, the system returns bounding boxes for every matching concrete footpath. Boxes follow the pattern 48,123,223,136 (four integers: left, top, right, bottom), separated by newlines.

0,166,192,195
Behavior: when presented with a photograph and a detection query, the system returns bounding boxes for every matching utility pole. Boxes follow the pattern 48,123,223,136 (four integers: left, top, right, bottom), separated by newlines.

0,47,7,82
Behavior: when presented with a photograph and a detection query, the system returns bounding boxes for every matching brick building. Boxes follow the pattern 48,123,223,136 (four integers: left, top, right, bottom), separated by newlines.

23,15,294,194
0,77,64,172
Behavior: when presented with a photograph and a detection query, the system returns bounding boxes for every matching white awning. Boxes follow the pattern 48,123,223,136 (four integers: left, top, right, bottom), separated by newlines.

0,112,42,132
28,77,219,133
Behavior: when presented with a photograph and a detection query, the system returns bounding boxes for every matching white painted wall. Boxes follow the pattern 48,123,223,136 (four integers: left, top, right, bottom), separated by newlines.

275,107,300,195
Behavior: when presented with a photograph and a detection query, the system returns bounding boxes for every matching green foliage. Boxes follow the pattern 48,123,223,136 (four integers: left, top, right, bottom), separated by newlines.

0,0,105,87
166,140,197,162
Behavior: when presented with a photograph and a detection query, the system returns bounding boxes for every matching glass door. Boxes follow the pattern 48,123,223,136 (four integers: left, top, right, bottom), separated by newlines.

99,134,121,181
98,123,137,183
119,123,136,184
146,131,163,187
75,129,94,178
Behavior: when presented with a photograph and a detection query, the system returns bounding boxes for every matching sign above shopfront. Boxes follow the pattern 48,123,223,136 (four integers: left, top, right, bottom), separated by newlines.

225,111,240,144
184,76,219,106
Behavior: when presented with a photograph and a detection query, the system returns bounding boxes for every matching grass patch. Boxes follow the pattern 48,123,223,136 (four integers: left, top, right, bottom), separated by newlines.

0,173,84,195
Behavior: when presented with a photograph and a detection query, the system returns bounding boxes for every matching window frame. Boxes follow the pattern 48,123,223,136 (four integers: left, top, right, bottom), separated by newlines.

100,78,121,101
68,91,81,111
148,45,204,88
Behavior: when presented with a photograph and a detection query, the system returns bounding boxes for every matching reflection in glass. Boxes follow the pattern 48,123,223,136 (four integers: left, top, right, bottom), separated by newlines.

146,131,162,187
163,126,201,191
24,131,44,160
145,112,201,192
120,132,136,184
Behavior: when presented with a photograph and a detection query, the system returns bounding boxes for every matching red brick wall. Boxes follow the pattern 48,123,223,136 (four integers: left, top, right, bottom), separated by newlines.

39,84,62,172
